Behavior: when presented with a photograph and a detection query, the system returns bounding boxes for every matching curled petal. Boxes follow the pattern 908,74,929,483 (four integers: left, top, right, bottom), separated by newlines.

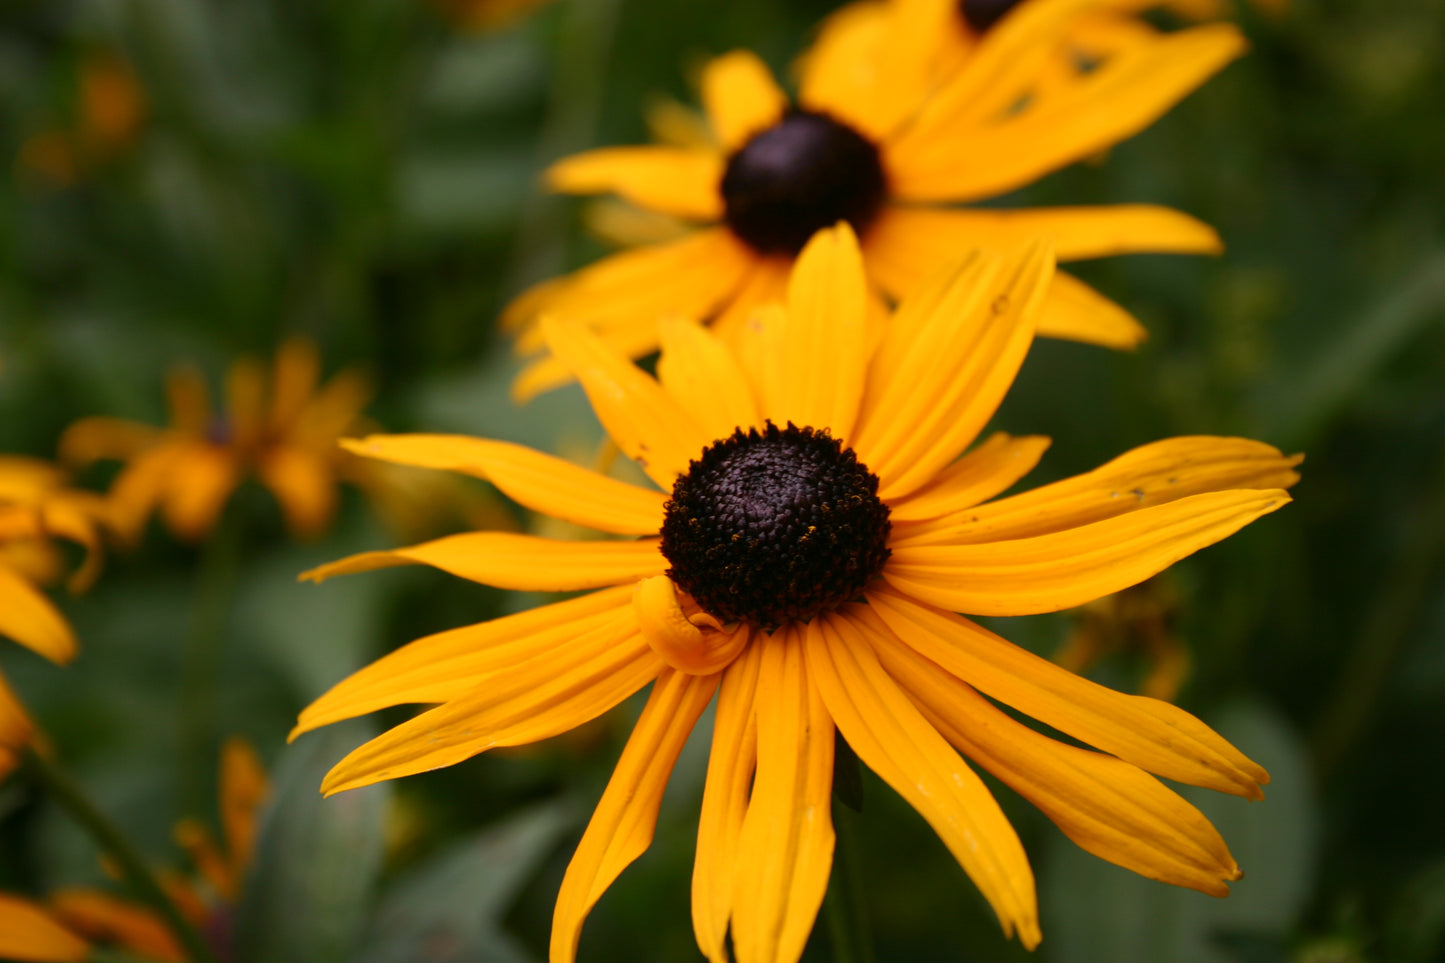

634,576,750,676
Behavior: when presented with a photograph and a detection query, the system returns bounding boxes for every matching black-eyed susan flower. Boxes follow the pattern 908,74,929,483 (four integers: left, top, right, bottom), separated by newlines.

61,338,374,543
0,739,270,963
0,456,112,781
503,0,1243,397
297,226,1299,961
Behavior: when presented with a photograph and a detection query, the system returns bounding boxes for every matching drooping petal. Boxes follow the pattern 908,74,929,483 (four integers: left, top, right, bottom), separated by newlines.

543,317,709,489
899,437,1304,544
702,51,788,153
886,489,1291,615
159,443,241,542
0,566,77,664
634,576,751,676
853,244,1052,499
340,434,667,535
320,622,664,795
693,640,762,963
547,147,724,221
656,318,761,443
866,587,1268,798
758,224,869,443
888,433,1051,524
103,443,181,541
0,894,89,962
300,531,666,592
293,586,635,737
552,669,719,963
257,446,337,540
869,616,1243,896
730,627,835,963
1034,270,1149,349
889,24,1247,202
219,738,270,877
805,611,1040,947
36,496,106,593
49,889,182,963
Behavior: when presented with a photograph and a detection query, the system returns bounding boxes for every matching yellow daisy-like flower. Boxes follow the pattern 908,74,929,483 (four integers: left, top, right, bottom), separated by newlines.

0,457,111,781
297,226,1298,961
0,739,271,963
504,0,1244,397
61,338,373,543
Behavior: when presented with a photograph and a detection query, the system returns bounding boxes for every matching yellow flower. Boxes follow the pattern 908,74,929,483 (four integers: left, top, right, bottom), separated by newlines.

0,457,112,781
17,51,145,188
1054,576,1191,701
504,0,1244,397
0,739,271,963
297,227,1299,961
61,338,374,543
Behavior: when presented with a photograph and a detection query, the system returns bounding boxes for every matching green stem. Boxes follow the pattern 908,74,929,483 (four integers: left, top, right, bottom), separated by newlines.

21,746,218,963
825,803,875,963
179,507,242,813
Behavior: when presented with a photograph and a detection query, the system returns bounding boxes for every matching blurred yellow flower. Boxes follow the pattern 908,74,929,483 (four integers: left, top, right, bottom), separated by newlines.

0,457,112,781
1056,576,1191,701
17,52,145,187
298,227,1299,961
0,739,270,963
61,338,374,543
505,0,1244,397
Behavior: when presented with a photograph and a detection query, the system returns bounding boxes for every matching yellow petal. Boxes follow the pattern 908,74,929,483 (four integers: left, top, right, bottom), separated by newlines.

268,337,321,435
864,204,1221,269
870,619,1243,896
173,819,234,901
341,434,666,535
888,432,1051,524
890,24,1246,202
901,436,1304,544
502,228,754,341
0,670,34,754
0,894,89,962
37,497,105,593
1035,269,1149,348
57,417,162,466
866,587,1269,797
552,669,719,963
219,737,270,878
542,317,708,489
634,576,750,676
547,147,724,221
48,889,183,963
656,318,761,443
854,244,1052,499
805,611,1040,948
0,566,77,663
320,624,663,795
160,443,240,542
886,489,1291,615
102,443,179,541
293,586,635,737
300,531,666,592
702,51,788,153
759,224,868,443
514,320,690,405
291,369,371,448
164,366,211,435
798,0,947,141
225,355,268,451
730,627,835,963
693,641,762,963
257,446,337,541
709,255,792,347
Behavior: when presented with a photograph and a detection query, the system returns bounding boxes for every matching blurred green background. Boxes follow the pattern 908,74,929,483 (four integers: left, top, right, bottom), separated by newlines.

2,0,1444,961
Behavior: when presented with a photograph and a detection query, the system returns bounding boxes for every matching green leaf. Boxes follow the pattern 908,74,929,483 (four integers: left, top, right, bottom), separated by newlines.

233,721,391,963
351,800,576,963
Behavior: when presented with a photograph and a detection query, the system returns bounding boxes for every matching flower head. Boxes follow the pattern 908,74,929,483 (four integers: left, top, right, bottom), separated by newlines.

61,338,375,542
298,226,1299,961
504,0,1244,397
0,739,271,963
0,456,113,781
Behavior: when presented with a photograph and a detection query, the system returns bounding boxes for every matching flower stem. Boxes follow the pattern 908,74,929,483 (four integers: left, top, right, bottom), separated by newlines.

21,746,218,963
825,803,876,963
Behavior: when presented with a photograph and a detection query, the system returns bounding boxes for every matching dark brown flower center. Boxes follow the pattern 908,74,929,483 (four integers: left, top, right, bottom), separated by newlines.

720,110,887,257
958,0,1025,33
660,423,891,631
